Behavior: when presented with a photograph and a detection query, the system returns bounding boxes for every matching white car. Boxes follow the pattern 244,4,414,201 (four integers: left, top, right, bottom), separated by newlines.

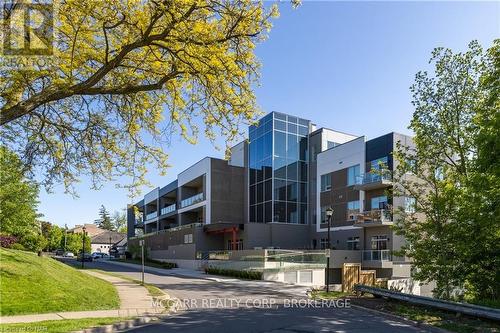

63,252,74,257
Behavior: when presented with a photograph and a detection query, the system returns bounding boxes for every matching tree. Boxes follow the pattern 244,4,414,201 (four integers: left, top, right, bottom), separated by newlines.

112,211,127,233
0,1,298,195
47,225,64,251
65,232,91,254
0,146,40,238
95,205,114,231
393,40,500,300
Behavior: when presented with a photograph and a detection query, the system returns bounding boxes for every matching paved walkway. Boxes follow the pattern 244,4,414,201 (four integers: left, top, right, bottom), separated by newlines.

0,270,162,324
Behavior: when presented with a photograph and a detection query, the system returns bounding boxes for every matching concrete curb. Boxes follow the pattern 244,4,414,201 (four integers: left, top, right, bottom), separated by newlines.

350,304,451,333
73,315,159,333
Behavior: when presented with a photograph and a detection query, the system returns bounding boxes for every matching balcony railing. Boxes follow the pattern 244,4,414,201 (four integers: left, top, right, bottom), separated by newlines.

161,204,176,215
180,192,204,208
355,209,393,223
363,250,392,261
355,171,392,185
145,211,158,220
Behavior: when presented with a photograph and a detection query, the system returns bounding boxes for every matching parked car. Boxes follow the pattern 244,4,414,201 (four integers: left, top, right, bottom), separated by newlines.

63,252,74,258
91,252,102,260
55,249,64,256
77,253,93,262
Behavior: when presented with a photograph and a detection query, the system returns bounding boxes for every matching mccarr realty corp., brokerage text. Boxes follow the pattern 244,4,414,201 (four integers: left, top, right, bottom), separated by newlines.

154,298,351,309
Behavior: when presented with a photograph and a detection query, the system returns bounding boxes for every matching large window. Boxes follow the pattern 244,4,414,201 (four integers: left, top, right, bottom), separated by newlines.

250,112,310,224
347,237,360,250
371,235,388,250
320,174,331,191
371,196,388,210
347,164,360,186
370,156,388,171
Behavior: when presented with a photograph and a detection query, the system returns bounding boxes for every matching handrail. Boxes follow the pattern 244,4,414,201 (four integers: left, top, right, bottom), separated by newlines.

354,285,500,321
161,204,176,215
355,171,392,185
145,211,157,220
180,192,204,208
362,250,392,261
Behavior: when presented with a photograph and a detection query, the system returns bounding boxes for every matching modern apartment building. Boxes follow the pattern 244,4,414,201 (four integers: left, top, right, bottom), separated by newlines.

127,112,415,281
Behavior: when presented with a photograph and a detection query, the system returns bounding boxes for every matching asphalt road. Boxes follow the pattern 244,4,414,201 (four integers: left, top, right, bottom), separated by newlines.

73,259,430,333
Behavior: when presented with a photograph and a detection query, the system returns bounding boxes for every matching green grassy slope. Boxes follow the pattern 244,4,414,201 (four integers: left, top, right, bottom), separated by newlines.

0,248,120,316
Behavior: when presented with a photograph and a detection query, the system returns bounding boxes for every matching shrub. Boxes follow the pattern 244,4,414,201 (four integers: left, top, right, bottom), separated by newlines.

204,266,262,280
10,243,26,251
0,235,17,248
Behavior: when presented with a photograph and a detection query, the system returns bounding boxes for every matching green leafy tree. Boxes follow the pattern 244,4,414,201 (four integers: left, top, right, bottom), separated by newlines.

0,1,299,196
0,146,40,238
112,211,127,233
95,205,114,231
65,232,91,254
394,40,500,300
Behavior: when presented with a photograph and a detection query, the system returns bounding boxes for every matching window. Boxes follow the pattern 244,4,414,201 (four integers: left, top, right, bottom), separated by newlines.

347,164,360,186
371,235,388,250
320,174,331,191
347,237,360,250
184,234,193,244
407,158,417,173
370,156,388,171
327,141,338,149
347,200,360,210
371,196,388,210
347,201,360,220
227,239,243,250
405,197,416,213
320,206,329,224
435,166,444,181
320,238,329,249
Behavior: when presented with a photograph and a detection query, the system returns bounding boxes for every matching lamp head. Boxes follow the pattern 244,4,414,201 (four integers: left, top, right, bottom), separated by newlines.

326,207,334,217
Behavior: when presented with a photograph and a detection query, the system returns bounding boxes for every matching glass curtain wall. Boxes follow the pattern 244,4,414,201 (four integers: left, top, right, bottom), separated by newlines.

249,112,310,224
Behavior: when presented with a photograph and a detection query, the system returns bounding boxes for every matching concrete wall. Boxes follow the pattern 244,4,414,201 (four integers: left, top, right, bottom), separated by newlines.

329,250,362,268
316,136,366,231
243,223,311,249
210,159,245,224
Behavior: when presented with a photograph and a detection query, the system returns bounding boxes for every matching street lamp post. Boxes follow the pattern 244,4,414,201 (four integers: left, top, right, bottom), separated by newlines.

81,225,86,269
325,207,334,293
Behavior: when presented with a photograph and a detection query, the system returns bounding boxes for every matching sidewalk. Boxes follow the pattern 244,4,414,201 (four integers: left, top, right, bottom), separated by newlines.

0,271,162,324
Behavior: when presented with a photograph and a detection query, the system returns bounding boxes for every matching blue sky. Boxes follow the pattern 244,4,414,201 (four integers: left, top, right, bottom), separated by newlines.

39,1,499,227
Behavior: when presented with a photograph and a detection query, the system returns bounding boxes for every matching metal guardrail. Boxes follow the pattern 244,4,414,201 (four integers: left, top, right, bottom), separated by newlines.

354,285,500,322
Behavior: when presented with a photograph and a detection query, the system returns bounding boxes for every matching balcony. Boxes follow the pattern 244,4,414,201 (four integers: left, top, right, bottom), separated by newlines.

354,209,393,227
161,204,176,216
353,171,392,190
363,250,392,261
145,211,158,221
180,192,204,209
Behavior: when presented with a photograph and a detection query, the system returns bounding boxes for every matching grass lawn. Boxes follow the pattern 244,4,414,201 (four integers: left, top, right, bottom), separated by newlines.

348,295,500,333
310,290,352,299
0,317,129,333
0,248,120,316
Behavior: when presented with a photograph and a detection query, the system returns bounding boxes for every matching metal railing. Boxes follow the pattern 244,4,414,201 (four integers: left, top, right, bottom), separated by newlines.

362,250,392,261
355,209,393,223
180,192,204,208
355,171,392,185
161,204,176,215
354,285,500,321
145,211,158,220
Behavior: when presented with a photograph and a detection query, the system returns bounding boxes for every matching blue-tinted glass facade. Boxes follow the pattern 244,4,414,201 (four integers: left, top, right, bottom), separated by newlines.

249,112,310,224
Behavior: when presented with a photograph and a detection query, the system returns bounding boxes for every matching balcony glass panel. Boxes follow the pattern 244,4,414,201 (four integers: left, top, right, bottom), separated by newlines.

180,193,205,208
362,250,392,261
161,204,176,215
355,171,392,185
145,211,157,220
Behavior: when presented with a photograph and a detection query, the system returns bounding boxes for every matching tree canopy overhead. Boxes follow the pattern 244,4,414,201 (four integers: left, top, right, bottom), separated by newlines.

1,0,297,195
